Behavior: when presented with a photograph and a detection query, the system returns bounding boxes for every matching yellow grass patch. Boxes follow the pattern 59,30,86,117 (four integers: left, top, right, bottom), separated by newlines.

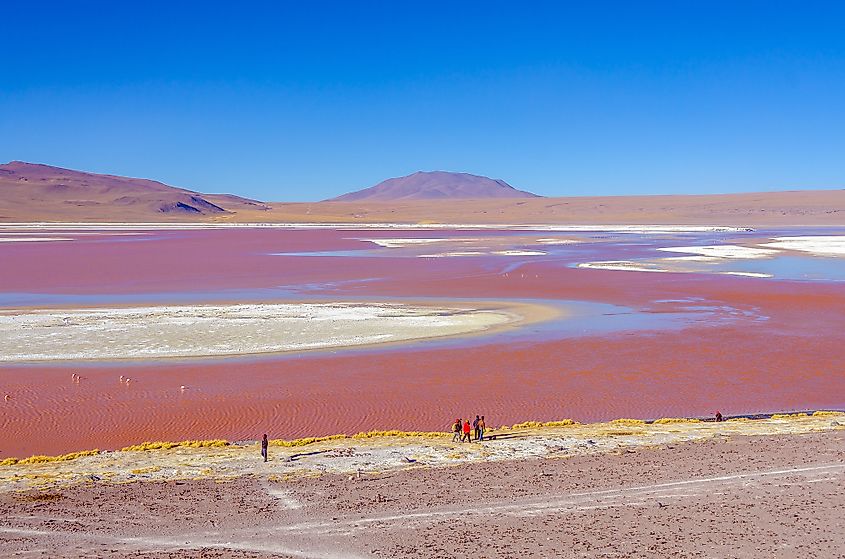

270,434,348,447
130,466,161,475
812,410,844,417
14,492,64,502
770,413,809,420
120,440,228,452
1,449,100,467
509,419,579,429
351,430,448,439
610,418,646,426
652,418,701,424
270,431,448,447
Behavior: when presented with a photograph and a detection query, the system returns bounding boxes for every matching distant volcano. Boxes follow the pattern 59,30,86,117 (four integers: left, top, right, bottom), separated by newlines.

328,171,540,201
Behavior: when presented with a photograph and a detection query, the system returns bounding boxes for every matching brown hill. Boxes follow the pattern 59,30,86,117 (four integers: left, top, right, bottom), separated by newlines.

0,161,267,221
328,171,539,201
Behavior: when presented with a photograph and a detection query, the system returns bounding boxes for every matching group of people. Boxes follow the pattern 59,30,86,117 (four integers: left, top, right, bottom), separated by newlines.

451,415,486,443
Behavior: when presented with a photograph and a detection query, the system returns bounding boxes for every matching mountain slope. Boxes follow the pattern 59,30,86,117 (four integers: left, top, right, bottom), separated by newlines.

0,161,267,221
328,171,539,201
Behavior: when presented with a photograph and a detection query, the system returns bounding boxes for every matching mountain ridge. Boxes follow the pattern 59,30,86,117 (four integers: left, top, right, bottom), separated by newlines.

0,161,268,220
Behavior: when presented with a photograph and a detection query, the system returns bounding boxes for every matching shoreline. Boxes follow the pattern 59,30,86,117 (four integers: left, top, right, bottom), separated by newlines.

2,411,841,491
0,221,757,231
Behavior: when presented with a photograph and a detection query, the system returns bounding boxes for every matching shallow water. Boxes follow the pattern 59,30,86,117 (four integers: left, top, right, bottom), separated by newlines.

1,225,844,456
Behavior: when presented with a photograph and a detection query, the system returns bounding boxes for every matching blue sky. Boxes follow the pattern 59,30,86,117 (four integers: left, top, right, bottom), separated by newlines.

1,1,843,201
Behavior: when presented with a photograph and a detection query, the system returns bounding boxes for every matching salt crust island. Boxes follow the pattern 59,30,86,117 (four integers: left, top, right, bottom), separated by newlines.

0,301,542,362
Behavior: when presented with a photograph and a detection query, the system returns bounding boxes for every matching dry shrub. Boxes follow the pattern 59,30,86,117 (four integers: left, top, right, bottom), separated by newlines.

543,419,579,427
270,434,348,447
610,418,646,426
2,449,100,467
510,419,579,429
121,439,228,452
653,418,701,424
510,421,543,429
272,430,448,447
15,492,64,502
130,466,161,475
770,413,809,420
351,430,447,439
812,410,844,417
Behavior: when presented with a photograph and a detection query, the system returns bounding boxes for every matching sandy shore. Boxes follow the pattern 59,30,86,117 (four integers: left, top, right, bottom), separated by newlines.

1,414,843,557
0,301,543,362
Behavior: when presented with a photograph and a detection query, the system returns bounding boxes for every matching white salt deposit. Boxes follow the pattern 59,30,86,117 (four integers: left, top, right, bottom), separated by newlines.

535,238,579,245
720,271,774,278
491,250,547,256
657,245,778,259
761,236,845,257
0,302,517,362
0,237,73,243
577,261,670,273
362,238,480,248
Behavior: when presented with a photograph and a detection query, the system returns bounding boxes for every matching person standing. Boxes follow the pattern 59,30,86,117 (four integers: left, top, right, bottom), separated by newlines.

478,415,486,441
472,415,481,441
452,418,462,442
462,419,472,443
261,434,269,462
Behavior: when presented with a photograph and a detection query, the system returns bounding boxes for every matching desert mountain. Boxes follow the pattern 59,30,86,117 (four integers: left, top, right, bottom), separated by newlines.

0,161,268,221
328,171,539,201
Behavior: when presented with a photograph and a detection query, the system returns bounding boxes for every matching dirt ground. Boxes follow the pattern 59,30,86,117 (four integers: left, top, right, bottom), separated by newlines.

2,430,843,558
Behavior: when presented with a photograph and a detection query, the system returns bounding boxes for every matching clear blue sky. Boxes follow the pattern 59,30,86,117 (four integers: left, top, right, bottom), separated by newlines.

1,1,843,201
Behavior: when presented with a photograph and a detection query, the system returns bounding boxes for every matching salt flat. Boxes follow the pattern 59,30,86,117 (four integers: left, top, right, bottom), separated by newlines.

0,302,523,362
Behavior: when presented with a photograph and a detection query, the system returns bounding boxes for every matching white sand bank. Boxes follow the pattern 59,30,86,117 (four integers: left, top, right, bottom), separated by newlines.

0,302,523,362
